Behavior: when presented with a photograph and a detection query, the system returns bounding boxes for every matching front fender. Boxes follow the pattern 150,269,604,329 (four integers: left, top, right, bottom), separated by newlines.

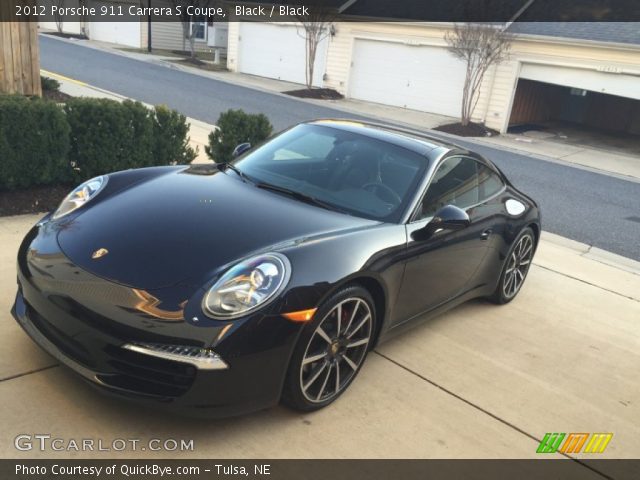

277,223,408,331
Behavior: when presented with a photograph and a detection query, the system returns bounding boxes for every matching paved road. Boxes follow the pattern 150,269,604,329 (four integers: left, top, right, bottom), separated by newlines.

40,36,640,260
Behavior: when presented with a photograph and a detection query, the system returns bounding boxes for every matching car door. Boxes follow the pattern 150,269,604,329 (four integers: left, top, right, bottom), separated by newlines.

393,155,503,324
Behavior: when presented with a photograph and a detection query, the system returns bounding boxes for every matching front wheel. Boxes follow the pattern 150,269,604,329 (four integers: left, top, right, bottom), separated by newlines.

282,285,375,412
488,227,536,304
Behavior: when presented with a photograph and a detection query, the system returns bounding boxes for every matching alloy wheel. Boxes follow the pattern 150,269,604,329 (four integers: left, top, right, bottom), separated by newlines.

502,233,534,299
299,297,373,403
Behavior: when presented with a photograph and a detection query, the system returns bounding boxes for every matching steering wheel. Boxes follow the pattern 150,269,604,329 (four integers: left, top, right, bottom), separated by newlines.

362,182,402,206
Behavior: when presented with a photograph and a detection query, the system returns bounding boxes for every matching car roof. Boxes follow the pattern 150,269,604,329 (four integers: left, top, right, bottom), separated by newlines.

306,119,458,157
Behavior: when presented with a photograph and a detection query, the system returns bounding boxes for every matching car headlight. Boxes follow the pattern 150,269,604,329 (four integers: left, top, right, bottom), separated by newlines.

203,253,291,320
53,176,107,220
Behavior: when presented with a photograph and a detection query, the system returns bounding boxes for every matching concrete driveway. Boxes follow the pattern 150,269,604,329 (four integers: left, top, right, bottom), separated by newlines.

1,214,639,464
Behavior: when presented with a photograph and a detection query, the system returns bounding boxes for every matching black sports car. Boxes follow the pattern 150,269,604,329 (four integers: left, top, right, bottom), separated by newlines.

12,120,540,416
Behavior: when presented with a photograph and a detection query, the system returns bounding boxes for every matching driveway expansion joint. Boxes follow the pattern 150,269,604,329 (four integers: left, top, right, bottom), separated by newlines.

533,263,640,302
0,364,59,383
372,351,614,479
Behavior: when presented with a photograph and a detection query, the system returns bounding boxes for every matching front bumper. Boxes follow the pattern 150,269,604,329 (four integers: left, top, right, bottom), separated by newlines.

11,224,303,417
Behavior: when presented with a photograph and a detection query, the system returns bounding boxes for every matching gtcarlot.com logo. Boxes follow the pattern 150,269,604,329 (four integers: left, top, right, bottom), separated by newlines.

15,434,194,452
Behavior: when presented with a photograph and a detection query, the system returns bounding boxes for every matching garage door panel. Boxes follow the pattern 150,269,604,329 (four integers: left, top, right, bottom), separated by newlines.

348,40,465,117
90,2,141,48
520,64,640,101
238,23,327,87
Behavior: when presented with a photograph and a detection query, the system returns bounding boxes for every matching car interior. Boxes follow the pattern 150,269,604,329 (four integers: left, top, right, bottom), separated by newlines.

239,126,425,221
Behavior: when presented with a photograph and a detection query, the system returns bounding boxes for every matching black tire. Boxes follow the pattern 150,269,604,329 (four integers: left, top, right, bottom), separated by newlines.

282,285,376,412
488,227,536,305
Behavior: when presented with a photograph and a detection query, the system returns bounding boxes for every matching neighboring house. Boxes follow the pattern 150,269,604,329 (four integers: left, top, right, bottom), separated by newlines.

39,0,227,53
39,0,147,48
227,2,640,135
150,21,228,53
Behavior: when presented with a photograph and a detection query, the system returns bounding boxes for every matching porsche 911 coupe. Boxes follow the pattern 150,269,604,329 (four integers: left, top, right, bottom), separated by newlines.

12,120,540,416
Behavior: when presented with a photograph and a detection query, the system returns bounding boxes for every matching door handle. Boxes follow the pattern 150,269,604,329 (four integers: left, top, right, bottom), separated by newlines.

480,229,493,240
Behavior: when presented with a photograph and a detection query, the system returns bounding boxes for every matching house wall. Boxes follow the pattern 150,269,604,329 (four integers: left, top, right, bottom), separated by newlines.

39,0,145,47
150,22,215,53
228,22,493,122
229,21,640,133
39,0,83,35
321,22,494,124
226,21,240,71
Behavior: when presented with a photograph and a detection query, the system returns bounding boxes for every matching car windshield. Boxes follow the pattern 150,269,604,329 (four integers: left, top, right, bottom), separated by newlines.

234,124,426,222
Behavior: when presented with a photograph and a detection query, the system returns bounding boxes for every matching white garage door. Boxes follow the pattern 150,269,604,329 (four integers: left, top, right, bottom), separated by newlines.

238,23,327,87
349,39,466,117
89,2,141,48
520,63,640,101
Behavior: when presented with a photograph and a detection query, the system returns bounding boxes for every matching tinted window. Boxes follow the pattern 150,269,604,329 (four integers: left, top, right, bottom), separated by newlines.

417,156,504,219
235,124,426,222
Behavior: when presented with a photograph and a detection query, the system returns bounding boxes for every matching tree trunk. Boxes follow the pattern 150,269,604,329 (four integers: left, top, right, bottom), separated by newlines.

306,40,316,89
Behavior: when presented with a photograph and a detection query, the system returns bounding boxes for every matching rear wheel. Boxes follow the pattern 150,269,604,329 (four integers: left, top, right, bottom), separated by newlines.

488,227,535,304
282,285,375,411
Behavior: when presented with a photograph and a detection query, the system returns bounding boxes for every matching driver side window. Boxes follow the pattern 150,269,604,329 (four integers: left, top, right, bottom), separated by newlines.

417,156,481,220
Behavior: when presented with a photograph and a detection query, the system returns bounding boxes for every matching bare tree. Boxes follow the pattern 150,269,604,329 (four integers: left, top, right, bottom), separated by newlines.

296,3,336,89
168,0,216,59
445,23,512,126
51,0,65,34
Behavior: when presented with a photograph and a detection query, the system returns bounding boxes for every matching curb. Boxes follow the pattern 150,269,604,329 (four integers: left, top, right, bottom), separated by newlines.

541,231,640,276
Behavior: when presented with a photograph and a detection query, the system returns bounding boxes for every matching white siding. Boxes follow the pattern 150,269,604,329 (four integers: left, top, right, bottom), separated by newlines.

226,21,240,71
150,22,217,53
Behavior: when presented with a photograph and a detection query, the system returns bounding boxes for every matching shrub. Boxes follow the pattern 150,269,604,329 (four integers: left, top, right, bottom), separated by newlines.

64,98,154,180
152,105,197,165
41,76,61,93
0,95,71,191
206,109,272,163
0,96,196,191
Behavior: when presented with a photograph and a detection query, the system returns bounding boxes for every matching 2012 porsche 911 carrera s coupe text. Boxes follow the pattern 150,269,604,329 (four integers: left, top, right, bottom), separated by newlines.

12,120,540,416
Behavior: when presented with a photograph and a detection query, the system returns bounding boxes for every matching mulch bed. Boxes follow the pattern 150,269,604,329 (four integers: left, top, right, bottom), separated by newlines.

434,122,499,137
284,88,344,100
43,89,72,103
0,185,72,217
42,32,88,40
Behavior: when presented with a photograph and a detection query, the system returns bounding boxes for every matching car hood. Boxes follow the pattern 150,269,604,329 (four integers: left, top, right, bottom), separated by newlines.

57,167,378,289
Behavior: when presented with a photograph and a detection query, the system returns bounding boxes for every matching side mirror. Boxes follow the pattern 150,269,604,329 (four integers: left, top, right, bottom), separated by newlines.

232,142,251,158
412,205,470,241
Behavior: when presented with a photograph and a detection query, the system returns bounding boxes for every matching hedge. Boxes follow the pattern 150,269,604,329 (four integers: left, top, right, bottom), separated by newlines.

152,105,197,166
0,95,71,190
206,109,272,163
64,98,154,180
0,96,198,190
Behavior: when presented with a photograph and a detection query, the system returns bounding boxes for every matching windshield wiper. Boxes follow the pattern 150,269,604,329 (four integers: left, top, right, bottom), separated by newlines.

255,182,344,213
215,163,251,183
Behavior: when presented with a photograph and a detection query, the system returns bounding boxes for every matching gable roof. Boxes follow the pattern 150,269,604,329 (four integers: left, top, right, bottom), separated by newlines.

506,22,640,46
340,0,524,22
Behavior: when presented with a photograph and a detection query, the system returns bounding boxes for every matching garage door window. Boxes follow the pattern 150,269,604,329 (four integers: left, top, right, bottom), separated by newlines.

417,157,504,219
